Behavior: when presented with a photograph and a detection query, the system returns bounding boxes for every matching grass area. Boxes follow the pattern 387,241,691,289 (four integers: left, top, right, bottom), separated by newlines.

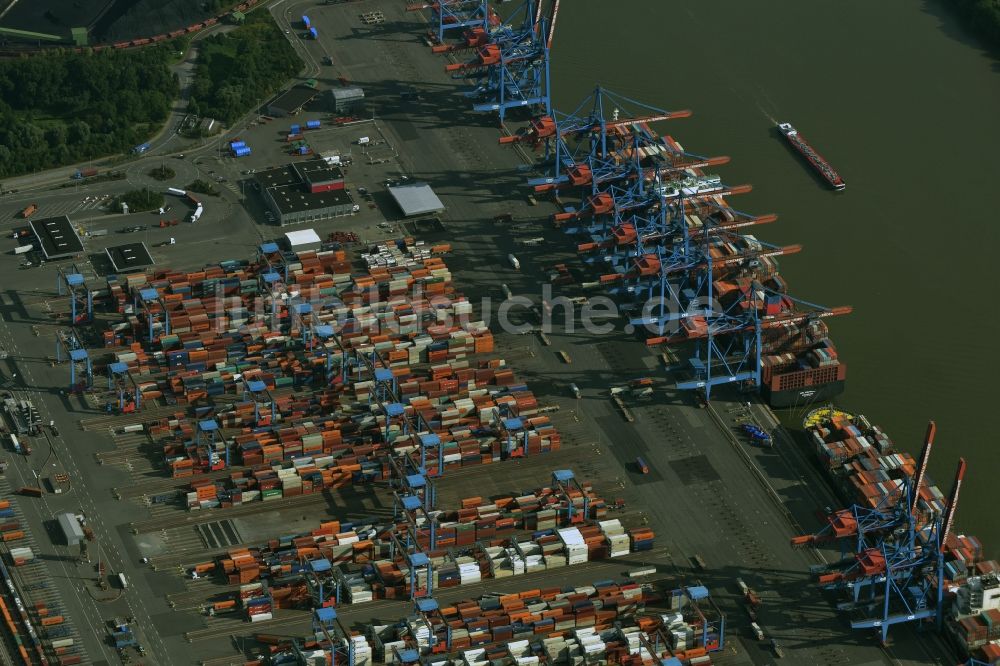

186,180,219,196
149,165,177,181
114,189,165,213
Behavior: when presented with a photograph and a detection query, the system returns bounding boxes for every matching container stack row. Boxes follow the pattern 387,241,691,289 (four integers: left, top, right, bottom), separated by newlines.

181,410,560,510
111,243,565,483
372,583,648,656
361,522,655,601
198,476,640,595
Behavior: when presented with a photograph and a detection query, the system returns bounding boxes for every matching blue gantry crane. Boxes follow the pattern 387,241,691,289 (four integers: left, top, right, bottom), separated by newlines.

793,424,966,645
408,0,491,46
107,361,141,413
258,269,284,326
294,607,357,666
551,469,591,523
257,242,288,281
512,86,691,191
195,418,229,470
56,328,92,390
240,375,276,427
444,0,557,122
56,264,93,325
667,288,850,401
133,286,170,341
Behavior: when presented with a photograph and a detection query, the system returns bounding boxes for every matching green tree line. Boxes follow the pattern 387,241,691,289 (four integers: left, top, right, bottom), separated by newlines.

187,12,302,124
0,45,179,179
943,0,1000,48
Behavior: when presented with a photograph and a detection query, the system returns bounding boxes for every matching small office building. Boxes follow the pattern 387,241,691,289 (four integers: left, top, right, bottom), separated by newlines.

255,160,356,226
105,243,154,274
29,216,84,260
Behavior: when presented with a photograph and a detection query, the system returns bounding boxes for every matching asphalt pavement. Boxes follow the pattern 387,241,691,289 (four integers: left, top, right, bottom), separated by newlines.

0,0,961,664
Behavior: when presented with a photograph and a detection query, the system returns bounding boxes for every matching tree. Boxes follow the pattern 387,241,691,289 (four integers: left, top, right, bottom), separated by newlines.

45,124,68,148
68,120,91,144
0,45,176,177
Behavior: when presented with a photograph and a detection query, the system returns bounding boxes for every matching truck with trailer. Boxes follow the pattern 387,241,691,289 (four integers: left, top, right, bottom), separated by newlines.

3,396,34,435
73,168,98,180
737,577,762,607
108,617,138,650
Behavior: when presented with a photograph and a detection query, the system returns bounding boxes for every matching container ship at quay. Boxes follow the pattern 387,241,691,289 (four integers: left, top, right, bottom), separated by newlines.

654,147,848,409
526,108,848,409
797,409,1000,657
777,122,846,190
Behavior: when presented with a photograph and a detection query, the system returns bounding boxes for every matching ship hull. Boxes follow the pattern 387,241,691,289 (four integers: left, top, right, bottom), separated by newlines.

777,123,845,190
763,379,845,409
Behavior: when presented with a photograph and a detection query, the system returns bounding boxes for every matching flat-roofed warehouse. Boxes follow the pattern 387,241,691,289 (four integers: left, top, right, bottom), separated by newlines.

29,216,84,260
105,242,154,274
255,160,357,226
266,86,318,117
387,183,445,218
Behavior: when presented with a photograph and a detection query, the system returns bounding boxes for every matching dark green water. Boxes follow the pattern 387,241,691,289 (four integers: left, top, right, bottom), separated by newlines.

549,0,1000,555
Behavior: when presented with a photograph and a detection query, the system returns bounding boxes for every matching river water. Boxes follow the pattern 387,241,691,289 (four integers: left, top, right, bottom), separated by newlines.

548,0,1000,555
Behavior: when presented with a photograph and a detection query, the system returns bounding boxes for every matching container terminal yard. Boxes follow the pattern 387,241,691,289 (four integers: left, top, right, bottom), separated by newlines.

0,1,996,666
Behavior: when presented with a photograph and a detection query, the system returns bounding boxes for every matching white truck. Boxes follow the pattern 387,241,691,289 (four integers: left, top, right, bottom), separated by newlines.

507,254,520,270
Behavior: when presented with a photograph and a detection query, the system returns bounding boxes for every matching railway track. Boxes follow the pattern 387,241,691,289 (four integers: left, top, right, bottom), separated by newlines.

119,467,235,500
168,581,243,610
186,609,307,642
129,443,594,535
131,490,336,534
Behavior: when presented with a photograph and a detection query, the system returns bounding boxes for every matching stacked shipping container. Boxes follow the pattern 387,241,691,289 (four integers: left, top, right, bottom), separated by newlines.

106,243,563,497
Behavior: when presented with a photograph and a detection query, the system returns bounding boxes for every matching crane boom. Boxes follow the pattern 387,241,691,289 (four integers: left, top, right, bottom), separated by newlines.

910,421,936,515
606,111,693,130
939,458,966,553
689,214,779,236
546,0,559,48
759,306,853,328
714,244,802,267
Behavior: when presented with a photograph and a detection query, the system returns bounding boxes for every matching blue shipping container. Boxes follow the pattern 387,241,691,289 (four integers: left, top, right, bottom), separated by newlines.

306,120,321,129
309,27,317,38
302,15,310,27
290,124,301,134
